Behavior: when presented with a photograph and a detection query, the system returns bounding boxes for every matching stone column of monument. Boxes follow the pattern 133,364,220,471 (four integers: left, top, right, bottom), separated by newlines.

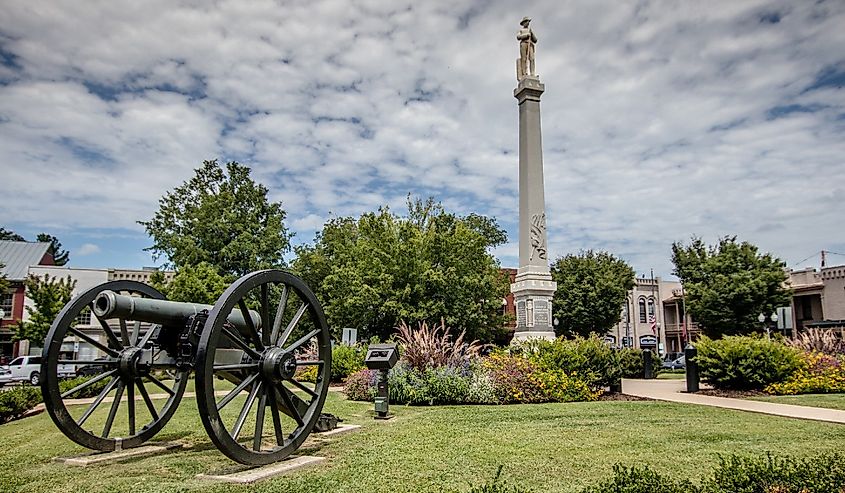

511,17,557,342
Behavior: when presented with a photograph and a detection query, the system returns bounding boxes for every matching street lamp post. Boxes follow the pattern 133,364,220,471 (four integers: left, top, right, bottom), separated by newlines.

758,312,778,339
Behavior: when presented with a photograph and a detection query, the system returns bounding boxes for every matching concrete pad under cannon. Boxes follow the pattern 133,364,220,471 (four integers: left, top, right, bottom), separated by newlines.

54,442,183,466
312,423,361,438
197,456,325,483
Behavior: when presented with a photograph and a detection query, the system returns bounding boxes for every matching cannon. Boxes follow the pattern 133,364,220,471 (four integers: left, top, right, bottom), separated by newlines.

40,270,331,465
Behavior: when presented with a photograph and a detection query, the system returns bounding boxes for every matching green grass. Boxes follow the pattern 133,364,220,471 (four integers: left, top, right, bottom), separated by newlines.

748,393,845,411
2,392,845,493
655,372,686,380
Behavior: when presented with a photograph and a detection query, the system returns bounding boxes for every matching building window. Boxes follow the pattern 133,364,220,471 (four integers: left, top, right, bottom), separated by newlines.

0,293,12,319
647,298,655,319
75,306,92,326
638,297,647,323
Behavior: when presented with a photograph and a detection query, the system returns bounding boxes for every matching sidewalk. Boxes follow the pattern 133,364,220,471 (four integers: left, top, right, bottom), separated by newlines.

622,378,845,425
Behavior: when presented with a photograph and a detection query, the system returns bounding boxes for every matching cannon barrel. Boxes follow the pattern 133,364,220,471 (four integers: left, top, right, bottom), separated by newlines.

93,290,262,330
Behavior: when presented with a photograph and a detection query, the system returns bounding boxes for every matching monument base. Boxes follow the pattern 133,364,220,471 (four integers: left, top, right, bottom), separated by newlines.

510,276,557,343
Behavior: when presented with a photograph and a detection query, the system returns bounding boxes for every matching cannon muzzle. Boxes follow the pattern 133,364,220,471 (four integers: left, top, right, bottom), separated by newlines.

93,290,262,330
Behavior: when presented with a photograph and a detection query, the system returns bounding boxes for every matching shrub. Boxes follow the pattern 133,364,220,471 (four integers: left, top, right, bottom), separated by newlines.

342,368,377,401
581,464,697,493
616,347,646,380
332,343,366,382
787,328,845,356
535,369,601,402
765,352,845,395
296,365,318,383
0,386,42,424
483,352,545,404
510,335,621,389
387,364,471,405
397,319,484,371
704,452,845,493
59,375,110,399
466,362,497,404
695,335,802,390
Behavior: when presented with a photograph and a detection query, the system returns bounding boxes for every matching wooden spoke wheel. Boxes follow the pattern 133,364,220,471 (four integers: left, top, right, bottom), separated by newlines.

41,281,188,451
196,270,331,465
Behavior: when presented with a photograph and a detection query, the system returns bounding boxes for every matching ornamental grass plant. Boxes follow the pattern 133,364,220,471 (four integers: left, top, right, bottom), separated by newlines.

396,319,485,371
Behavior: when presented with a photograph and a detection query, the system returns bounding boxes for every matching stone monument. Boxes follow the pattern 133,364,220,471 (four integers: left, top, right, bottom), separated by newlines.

511,16,557,342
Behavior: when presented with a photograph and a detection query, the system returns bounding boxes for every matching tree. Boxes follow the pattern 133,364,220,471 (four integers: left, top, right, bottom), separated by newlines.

150,262,229,305
36,233,69,265
671,236,791,338
293,197,510,342
550,250,635,338
0,228,25,241
139,160,292,276
14,274,76,345
0,262,9,295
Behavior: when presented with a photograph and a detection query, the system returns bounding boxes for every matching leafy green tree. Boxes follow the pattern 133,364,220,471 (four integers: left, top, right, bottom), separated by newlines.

36,233,69,265
149,262,229,305
14,274,76,345
671,236,791,338
550,250,635,338
293,197,510,342
139,160,292,276
0,228,25,241
0,263,9,295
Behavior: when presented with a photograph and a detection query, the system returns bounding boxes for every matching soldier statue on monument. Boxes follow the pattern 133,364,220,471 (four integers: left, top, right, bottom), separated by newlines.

516,16,537,80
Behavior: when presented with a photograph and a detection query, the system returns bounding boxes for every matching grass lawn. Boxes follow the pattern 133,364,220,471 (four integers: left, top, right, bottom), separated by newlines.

748,393,845,411
656,372,686,380
2,392,845,493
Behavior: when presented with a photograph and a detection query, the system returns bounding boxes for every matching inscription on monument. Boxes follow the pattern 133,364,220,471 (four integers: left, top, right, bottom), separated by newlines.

516,300,526,327
534,299,549,326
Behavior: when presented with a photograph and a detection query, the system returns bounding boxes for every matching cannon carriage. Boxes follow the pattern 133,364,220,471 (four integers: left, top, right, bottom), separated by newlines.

40,269,331,465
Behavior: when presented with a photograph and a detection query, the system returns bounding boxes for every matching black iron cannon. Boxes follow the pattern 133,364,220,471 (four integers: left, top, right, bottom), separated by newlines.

40,270,331,465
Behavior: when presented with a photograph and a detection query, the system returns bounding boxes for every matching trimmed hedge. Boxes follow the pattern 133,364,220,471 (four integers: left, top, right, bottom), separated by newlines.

0,386,41,424
695,335,802,390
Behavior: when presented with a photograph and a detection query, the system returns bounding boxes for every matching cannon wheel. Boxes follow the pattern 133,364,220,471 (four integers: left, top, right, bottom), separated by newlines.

196,270,331,465
41,281,188,451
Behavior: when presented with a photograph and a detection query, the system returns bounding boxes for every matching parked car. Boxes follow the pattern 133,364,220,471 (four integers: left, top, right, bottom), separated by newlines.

661,355,685,370
75,358,110,377
0,366,11,386
0,355,76,385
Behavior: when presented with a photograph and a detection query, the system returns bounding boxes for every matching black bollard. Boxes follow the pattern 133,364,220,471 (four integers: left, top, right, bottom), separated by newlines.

643,349,654,379
684,343,699,393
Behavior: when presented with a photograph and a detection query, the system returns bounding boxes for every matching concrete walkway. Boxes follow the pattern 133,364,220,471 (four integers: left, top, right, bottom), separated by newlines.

622,378,845,425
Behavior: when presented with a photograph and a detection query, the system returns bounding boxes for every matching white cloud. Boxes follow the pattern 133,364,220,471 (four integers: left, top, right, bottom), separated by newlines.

0,0,844,276
76,243,101,256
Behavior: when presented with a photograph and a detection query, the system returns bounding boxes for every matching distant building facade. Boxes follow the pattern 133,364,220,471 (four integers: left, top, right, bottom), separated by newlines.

787,264,845,335
0,241,54,360
610,276,700,355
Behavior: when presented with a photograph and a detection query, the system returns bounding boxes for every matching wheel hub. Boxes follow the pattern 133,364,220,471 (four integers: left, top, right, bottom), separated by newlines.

260,347,297,381
117,347,144,379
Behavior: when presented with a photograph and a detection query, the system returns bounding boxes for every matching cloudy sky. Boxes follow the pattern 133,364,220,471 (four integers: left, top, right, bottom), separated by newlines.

1,0,844,277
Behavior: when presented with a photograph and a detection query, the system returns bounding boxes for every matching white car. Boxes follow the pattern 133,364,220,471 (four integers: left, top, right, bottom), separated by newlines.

0,355,76,386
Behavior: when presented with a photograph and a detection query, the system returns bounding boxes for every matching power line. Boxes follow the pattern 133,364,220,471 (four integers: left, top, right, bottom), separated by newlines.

789,252,820,268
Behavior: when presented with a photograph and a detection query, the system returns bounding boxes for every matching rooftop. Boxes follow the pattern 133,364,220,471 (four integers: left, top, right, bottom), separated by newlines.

0,241,52,281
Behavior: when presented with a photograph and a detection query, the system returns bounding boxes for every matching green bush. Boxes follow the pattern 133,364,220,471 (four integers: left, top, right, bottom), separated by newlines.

0,386,42,424
581,453,845,492
387,364,471,405
695,335,802,390
704,453,845,493
332,344,366,382
581,464,697,493
616,348,646,380
342,368,377,401
59,375,109,399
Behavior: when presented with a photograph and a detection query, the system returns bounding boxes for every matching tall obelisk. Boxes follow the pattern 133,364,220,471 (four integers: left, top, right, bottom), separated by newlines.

511,16,557,342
